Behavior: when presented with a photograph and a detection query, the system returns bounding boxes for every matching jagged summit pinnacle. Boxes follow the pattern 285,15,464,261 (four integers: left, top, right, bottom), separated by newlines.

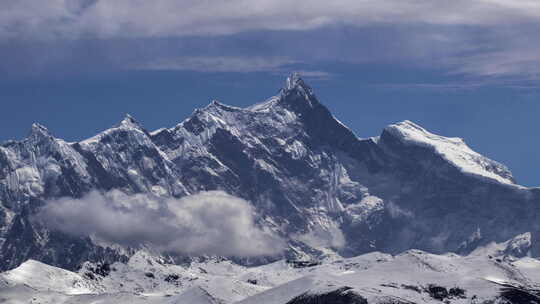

284,72,303,90
118,114,143,129
279,72,319,110
206,99,233,110
28,123,52,138
282,72,312,93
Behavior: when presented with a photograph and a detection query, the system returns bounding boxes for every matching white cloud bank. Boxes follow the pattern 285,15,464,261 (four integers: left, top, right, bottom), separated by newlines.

36,190,284,257
2,0,540,40
2,0,540,80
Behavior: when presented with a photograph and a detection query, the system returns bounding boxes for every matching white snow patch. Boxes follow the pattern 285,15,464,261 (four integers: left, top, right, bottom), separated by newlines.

1,260,95,295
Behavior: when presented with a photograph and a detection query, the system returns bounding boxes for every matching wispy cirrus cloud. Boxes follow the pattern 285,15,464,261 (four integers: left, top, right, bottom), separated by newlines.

2,0,540,40
449,50,540,80
372,83,488,92
131,56,334,80
287,70,334,80
372,79,540,93
132,56,296,73
2,0,540,82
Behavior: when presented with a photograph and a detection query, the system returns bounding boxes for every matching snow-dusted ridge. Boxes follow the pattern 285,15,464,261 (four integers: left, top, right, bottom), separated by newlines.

4,78,520,191
80,113,147,146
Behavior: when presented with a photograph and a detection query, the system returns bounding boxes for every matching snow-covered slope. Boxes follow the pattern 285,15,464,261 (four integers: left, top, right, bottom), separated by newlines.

239,235,540,304
384,120,514,185
1,259,96,294
0,72,539,274
239,250,538,304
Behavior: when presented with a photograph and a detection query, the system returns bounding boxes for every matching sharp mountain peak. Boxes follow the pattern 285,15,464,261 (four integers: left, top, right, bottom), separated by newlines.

28,123,53,139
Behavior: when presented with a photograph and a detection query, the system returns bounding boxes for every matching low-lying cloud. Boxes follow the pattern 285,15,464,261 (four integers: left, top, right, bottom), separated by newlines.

36,190,284,257
386,201,414,219
295,219,346,250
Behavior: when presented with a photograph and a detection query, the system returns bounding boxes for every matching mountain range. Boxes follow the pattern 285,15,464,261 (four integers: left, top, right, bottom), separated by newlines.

1,73,539,303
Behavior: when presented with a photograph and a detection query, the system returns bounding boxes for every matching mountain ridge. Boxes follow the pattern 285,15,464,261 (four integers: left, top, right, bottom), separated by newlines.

0,73,538,273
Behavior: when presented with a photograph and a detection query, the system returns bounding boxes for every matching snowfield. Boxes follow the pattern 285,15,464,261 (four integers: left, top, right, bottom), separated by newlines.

2,239,540,304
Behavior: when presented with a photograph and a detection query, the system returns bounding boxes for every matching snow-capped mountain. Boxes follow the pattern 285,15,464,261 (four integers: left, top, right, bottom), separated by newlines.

0,72,539,274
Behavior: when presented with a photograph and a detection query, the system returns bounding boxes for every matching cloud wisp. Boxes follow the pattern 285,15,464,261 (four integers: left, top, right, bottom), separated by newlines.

130,56,334,81
132,56,296,73
35,190,284,257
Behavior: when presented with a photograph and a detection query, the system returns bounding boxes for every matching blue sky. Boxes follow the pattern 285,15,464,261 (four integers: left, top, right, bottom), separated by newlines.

1,1,540,186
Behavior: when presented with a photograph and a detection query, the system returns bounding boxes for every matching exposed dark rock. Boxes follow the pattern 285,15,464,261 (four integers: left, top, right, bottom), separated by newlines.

401,284,422,293
425,284,449,301
144,272,155,279
164,274,180,283
285,287,367,304
498,284,540,304
286,259,321,268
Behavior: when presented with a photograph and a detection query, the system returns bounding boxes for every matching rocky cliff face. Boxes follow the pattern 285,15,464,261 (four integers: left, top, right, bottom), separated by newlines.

0,73,538,271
